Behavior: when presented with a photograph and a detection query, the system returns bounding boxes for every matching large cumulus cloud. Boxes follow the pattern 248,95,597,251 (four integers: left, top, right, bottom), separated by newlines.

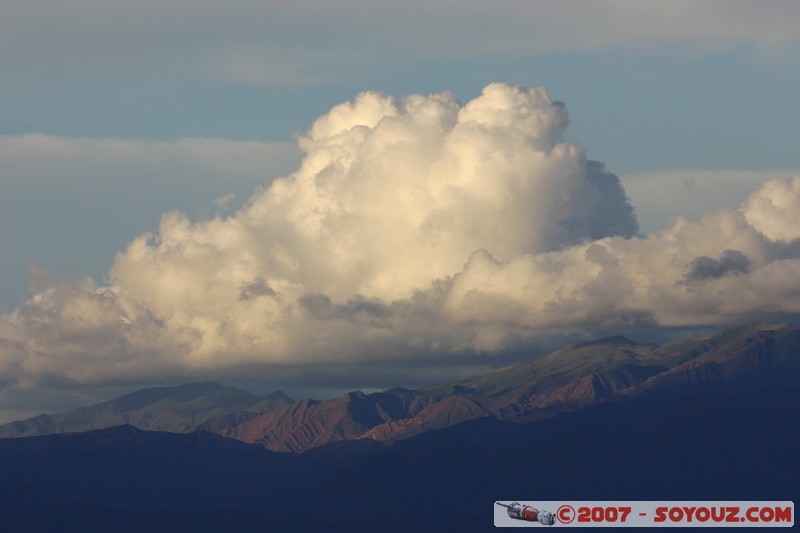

108,84,635,356
2,83,800,396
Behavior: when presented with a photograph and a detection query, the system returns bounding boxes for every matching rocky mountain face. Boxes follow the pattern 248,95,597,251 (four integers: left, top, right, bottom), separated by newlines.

2,322,798,454
212,322,800,452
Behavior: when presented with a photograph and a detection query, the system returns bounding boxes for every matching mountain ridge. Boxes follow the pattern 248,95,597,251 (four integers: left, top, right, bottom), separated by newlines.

2,322,798,453
0,382,294,438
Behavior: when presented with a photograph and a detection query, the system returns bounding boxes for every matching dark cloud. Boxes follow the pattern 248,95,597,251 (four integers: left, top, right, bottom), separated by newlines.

239,277,279,301
685,249,752,282
299,293,390,322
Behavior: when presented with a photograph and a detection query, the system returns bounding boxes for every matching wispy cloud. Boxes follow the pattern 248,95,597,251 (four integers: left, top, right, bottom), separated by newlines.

3,1,799,86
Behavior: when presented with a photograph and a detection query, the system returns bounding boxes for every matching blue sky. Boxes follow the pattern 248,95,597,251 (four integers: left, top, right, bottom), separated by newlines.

1,1,800,419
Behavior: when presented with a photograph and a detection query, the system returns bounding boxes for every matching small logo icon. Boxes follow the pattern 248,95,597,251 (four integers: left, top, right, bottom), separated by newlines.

557,504,576,524
496,502,556,526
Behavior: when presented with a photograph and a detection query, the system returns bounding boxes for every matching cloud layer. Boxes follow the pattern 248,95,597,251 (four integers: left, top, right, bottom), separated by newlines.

4,2,799,86
2,83,800,399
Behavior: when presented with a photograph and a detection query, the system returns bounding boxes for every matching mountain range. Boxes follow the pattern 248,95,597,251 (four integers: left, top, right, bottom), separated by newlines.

3,322,798,453
0,322,798,531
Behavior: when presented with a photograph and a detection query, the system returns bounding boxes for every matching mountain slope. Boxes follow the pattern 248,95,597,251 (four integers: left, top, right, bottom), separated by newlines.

424,335,653,400
218,336,669,451
212,322,800,452
0,383,293,438
633,322,800,396
223,389,427,453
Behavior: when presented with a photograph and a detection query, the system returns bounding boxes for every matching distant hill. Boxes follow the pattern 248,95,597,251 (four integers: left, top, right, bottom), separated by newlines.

0,383,293,438
2,322,799,454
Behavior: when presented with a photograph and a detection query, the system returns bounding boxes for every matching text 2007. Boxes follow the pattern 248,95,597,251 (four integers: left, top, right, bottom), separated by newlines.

577,506,633,523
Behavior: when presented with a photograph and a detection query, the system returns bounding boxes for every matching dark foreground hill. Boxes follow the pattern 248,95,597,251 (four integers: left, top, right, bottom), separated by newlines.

1,386,797,532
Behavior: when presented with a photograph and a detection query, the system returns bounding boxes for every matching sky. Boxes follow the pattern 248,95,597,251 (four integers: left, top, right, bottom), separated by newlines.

1,1,800,422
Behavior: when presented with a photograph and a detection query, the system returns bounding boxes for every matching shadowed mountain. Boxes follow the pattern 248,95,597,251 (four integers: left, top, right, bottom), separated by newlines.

307,386,800,531
0,387,797,532
432,334,653,399
487,322,800,421
0,383,293,438
0,425,293,532
632,322,800,397
194,390,296,434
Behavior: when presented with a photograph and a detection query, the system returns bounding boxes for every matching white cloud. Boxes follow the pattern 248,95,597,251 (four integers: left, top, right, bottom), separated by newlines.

444,200,800,331
1,83,636,379
99,84,636,361
742,177,800,242
2,83,800,419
